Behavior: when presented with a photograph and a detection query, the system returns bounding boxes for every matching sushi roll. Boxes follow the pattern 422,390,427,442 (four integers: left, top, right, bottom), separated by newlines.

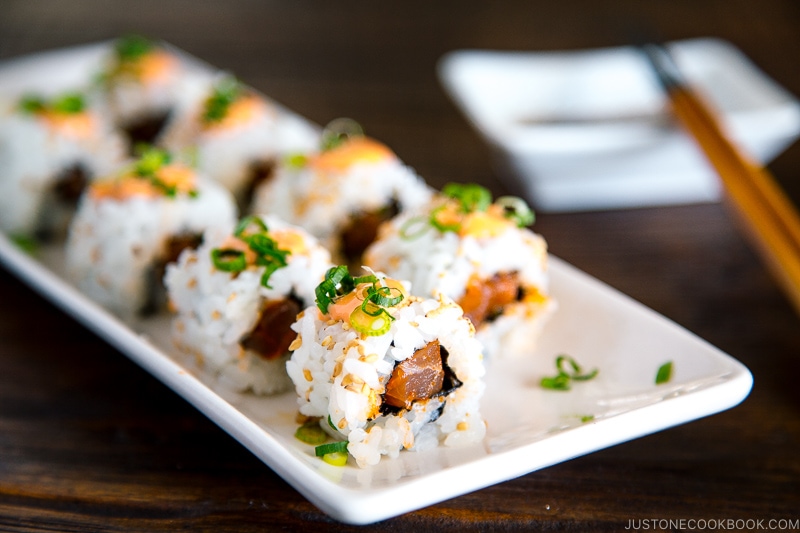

65,147,236,318
364,183,555,359
165,214,332,395
96,35,208,147
159,76,318,206
250,120,432,266
287,266,486,468
0,91,126,238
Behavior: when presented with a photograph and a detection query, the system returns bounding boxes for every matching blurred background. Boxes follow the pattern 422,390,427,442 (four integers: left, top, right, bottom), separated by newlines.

1,1,799,530
2,0,798,195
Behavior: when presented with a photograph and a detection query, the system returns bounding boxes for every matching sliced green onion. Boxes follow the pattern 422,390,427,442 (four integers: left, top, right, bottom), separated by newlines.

234,215,268,238
350,305,392,336
497,196,535,227
327,415,337,431
315,265,355,313
359,300,387,318
129,146,191,198
429,204,461,233
211,215,290,286
115,34,154,62
321,118,364,151
52,93,85,114
356,283,402,325
202,77,242,124
225,216,290,287
315,267,401,324
580,415,595,423
541,354,598,391
365,284,403,308
315,440,348,457
294,421,328,445
134,146,172,176
655,361,673,385
315,267,346,314
211,249,246,272
442,183,492,213
540,373,571,391
248,234,285,258
321,451,348,466
399,215,429,240
18,95,45,114
259,262,281,289
556,355,598,381
285,153,308,168
9,234,38,255
18,93,85,115
352,274,378,286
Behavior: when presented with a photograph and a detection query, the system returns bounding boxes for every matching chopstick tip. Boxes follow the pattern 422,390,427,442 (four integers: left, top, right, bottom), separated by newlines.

640,43,683,91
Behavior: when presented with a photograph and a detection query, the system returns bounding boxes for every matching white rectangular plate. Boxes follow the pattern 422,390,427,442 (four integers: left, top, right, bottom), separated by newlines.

0,43,752,525
0,235,752,524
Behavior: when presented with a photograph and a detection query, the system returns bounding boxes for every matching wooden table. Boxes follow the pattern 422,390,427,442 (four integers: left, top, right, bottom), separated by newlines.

1,1,799,530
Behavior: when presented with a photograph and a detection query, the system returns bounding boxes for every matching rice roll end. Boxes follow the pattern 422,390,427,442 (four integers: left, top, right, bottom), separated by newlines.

251,121,432,266
65,147,236,318
97,35,196,147
287,266,486,468
364,183,556,359
165,214,333,395
0,91,126,238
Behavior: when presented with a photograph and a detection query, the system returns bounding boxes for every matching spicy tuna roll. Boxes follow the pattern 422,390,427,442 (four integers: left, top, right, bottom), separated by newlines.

250,120,432,266
96,35,211,147
65,147,236,318
364,183,555,359
0,91,126,239
286,266,486,468
159,76,318,207
165,214,332,394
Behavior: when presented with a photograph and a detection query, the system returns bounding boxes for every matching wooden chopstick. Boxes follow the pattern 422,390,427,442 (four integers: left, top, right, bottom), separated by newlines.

643,44,800,314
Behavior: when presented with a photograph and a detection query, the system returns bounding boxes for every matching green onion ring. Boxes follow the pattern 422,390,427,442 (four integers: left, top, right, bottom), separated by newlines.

399,215,430,240
442,183,492,213
315,440,348,457
234,215,268,238
211,249,246,272
497,196,535,227
556,354,598,381
321,118,364,151
366,285,403,308
429,204,461,233
352,274,378,286
294,421,328,445
350,306,392,336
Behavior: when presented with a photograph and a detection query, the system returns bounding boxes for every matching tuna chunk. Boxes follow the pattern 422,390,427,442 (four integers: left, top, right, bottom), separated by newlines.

384,340,444,409
241,297,302,360
458,272,521,328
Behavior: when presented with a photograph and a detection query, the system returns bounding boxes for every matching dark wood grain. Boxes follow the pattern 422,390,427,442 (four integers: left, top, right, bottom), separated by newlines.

1,1,799,530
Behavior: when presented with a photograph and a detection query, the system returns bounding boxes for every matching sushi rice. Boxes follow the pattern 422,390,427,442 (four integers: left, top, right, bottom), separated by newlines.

96,35,211,138
65,148,236,319
250,128,432,264
364,184,556,359
286,268,486,468
165,214,332,395
159,76,319,204
0,91,126,237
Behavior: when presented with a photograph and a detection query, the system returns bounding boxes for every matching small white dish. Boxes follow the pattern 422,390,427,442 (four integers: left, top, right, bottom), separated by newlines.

438,38,800,212
0,43,753,525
